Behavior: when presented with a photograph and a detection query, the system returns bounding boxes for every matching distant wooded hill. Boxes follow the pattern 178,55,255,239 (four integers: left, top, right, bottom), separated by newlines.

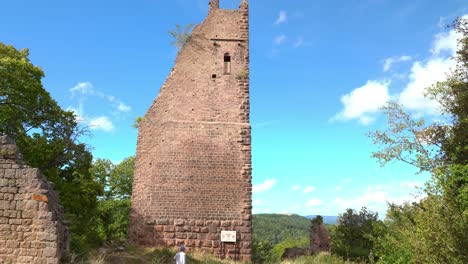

252,214,310,244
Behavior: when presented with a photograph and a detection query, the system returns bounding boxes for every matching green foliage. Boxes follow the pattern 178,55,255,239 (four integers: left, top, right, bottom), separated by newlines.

253,214,310,245
252,238,274,264
0,42,102,253
270,237,309,263
369,18,468,264
368,101,440,173
132,116,143,128
330,208,384,262
168,24,194,50
91,157,135,242
283,253,357,264
252,214,332,263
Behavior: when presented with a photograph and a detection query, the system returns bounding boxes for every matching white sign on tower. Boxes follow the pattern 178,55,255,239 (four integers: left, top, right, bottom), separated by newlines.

220,230,237,242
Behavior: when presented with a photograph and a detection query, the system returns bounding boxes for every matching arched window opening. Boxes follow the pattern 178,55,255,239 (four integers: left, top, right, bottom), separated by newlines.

224,53,231,74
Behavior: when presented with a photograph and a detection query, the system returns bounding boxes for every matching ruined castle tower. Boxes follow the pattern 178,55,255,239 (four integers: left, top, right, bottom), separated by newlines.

129,0,252,261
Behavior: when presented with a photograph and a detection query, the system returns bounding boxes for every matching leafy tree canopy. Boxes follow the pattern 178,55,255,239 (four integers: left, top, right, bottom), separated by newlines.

330,207,384,262
91,157,135,242
369,18,468,264
0,42,102,252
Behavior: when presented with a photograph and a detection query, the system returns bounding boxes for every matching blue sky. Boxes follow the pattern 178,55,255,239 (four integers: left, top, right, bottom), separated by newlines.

1,0,467,218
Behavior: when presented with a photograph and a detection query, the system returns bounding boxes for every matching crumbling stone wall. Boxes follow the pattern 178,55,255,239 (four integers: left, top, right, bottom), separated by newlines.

0,135,69,264
129,0,252,261
310,216,330,254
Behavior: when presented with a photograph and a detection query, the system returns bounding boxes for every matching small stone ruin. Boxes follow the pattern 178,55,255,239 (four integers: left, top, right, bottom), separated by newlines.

0,135,69,264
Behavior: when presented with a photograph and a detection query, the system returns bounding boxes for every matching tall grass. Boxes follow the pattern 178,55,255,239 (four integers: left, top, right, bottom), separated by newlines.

281,252,358,264
66,248,358,264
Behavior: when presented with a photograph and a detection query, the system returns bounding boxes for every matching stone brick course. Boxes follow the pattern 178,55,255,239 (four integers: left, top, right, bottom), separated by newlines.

129,0,252,261
0,135,69,264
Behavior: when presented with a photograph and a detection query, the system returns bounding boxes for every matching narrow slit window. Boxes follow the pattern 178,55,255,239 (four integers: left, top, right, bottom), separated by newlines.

224,53,231,74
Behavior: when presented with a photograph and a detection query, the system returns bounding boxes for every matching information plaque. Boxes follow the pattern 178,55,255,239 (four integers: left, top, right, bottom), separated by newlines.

220,230,237,242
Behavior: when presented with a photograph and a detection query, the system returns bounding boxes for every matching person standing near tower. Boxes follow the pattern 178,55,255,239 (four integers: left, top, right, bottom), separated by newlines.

174,246,186,264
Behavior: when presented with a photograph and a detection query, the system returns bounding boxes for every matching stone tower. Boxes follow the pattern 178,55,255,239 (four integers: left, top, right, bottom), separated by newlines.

129,0,252,261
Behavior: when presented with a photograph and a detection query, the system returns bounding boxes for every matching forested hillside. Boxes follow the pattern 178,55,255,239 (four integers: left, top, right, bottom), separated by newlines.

253,214,310,244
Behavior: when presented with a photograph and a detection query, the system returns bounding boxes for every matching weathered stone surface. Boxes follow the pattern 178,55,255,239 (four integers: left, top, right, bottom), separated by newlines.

310,216,330,254
0,135,69,264
128,0,251,261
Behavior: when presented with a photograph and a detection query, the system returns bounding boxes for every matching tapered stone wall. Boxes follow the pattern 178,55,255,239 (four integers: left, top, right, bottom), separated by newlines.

310,217,330,254
0,135,69,264
129,0,252,261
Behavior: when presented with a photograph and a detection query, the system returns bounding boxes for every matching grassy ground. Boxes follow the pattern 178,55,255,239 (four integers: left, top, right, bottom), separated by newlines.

67,247,239,264
282,253,359,264
68,248,357,264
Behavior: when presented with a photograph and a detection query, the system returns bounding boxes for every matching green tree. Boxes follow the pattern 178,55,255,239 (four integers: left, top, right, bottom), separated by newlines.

252,238,274,264
91,157,135,242
168,24,194,50
269,237,309,263
369,18,467,264
330,207,384,262
0,42,102,252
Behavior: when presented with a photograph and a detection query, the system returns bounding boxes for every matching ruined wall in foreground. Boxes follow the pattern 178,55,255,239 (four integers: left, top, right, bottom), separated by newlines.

129,0,251,261
0,135,69,264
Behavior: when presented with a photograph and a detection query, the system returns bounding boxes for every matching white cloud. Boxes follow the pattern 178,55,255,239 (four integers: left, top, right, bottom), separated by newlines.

294,37,303,48
332,80,391,125
400,181,423,189
67,81,131,133
70,81,131,113
117,102,131,112
388,193,425,205
253,179,277,193
333,186,387,211
89,116,114,132
383,55,412,72
107,95,132,113
335,186,343,191
274,11,287,25
399,21,461,116
431,30,460,56
330,184,426,217
275,34,286,45
291,184,301,191
303,186,316,193
306,198,323,207
70,82,95,95
334,197,344,204
399,58,454,115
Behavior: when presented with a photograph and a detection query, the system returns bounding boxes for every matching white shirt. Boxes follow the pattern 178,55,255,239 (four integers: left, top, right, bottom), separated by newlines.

174,251,186,264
